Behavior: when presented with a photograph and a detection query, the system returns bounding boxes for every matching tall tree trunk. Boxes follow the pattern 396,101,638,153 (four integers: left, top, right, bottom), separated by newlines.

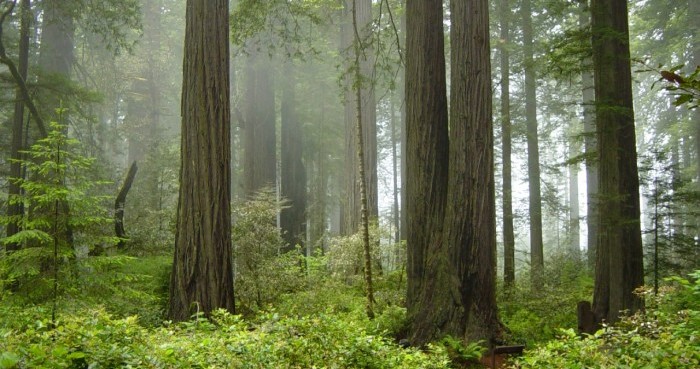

590,0,644,325
405,0,450,344
499,0,515,288
6,0,31,251
341,0,377,235
243,51,276,196
280,61,307,252
522,0,544,286
580,0,598,270
169,0,235,321
446,0,500,342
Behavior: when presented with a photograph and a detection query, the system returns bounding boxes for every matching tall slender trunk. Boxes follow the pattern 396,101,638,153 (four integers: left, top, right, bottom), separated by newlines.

499,0,515,287
569,139,581,260
390,93,400,249
341,0,377,235
6,0,31,251
522,0,544,285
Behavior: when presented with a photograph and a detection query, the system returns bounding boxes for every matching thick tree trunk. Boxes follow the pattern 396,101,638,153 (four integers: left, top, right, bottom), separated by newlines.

446,0,500,342
405,0,450,344
243,51,276,196
405,0,448,344
522,0,544,286
115,161,138,248
169,0,235,321
6,0,31,251
499,0,515,288
590,0,644,324
280,61,307,252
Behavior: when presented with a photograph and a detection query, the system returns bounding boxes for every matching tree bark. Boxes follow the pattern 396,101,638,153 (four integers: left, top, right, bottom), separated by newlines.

446,0,500,342
590,0,644,324
169,0,235,321
405,0,450,344
499,0,515,288
115,161,138,248
522,0,544,286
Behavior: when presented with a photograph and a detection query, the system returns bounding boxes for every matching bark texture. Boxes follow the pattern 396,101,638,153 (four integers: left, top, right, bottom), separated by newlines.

405,0,449,339
590,0,644,324
446,0,500,342
169,0,235,321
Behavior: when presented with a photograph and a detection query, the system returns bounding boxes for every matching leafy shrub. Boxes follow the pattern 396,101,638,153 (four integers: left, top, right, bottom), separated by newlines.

0,307,451,368
498,257,593,344
232,189,306,315
512,271,700,369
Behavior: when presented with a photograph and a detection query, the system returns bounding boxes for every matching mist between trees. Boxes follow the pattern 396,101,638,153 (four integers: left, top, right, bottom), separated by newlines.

0,0,698,367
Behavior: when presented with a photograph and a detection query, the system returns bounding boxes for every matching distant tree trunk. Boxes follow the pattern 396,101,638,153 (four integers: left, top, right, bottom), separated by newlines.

569,138,581,260
522,0,544,286
115,161,138,248
6,0,31,251
590,0,644,325
446,0,500,342
691,0,700,183
243,51,276,196
341,0,377,235
169,0,235,321
405,0,450,343
390,93,400,249
280,61,307,252
580,0,598,270
37,0,74,248
38,0,74,118
499,0,515,288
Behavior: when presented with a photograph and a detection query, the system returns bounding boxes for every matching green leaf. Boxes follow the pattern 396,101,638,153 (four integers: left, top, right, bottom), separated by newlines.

0,352,20,369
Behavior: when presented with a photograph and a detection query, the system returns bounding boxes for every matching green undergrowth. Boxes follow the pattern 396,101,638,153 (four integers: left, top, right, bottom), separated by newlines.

0,307,452,369
511,271,700,369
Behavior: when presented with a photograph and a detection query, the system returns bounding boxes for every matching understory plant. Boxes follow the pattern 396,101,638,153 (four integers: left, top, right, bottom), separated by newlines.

512,271,700,369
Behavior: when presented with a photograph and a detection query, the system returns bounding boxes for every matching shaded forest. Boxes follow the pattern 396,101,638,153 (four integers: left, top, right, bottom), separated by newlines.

0,0,698,368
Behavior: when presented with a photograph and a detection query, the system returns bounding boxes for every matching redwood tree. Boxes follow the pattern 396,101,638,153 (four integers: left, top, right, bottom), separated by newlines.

169,0,235,321
590,0,644,324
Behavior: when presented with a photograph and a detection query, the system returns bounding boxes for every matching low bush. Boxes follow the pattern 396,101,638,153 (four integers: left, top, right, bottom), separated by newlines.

0,307,451,368
512,271,700,369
